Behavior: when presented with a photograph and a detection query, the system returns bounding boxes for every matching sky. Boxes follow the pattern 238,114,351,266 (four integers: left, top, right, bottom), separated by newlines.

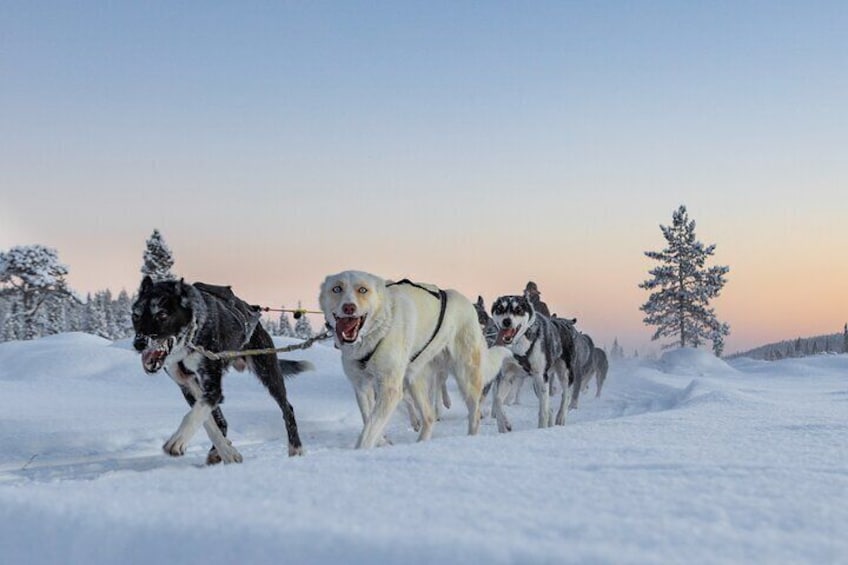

2,1,847,355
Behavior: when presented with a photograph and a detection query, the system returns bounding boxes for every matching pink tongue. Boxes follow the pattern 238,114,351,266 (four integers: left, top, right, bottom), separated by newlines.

496,328,517,346
336,317,360,340
142,349,164,368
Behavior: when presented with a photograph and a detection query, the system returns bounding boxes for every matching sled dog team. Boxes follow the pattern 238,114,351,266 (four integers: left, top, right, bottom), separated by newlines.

131,270,608,463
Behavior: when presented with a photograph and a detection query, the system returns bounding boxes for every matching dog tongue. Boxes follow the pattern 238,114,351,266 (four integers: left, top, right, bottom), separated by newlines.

141,349,165,372
335,317,361,342
496,328,517,346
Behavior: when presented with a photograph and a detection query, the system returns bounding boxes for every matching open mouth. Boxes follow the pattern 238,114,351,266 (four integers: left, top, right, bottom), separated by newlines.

496,326,520,346
141,337,176,373
333,314,366,344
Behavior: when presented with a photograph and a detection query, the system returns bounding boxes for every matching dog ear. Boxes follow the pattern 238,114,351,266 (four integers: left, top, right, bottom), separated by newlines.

176,278,193,307
476,296,485,308
140,275,153,293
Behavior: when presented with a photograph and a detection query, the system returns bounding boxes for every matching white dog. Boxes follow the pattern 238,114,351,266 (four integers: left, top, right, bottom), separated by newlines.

319,270,490,449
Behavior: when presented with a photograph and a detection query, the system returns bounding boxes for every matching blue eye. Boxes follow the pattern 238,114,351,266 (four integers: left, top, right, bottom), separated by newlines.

332,285,342,294
358,287,368,294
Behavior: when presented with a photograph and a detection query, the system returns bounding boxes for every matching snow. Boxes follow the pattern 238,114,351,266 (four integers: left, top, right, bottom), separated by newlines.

0,334,846,564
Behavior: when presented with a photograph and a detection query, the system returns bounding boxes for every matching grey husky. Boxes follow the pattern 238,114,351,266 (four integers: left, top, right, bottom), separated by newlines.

490,294,594,431
131,276,310,464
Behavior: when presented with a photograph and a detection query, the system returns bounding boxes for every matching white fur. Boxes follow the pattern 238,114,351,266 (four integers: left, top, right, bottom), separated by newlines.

319,270,487,449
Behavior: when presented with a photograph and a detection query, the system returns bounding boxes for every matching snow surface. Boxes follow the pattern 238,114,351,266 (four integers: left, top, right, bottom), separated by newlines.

0,335,845,564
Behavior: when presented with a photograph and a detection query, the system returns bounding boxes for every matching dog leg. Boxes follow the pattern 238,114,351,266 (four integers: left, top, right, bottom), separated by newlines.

450,352,483,436
532,372,551,428
403,381,422,432
248,329,304,456
201,419,243,464
176,378,243,463
179,384,240,465
439,369,451,410
569,370,583,410
164,400,212,457
492,374,514,433
356,378,403,449
507,376,524,405
554,361,571,426
353,380,376,426
407,374,436,442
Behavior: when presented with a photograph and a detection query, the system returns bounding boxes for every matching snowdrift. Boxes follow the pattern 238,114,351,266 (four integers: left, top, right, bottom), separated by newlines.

0,334,846,564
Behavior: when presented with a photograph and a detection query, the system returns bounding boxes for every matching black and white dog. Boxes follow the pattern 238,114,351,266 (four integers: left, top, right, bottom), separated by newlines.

490,294,593,431
131,276,310,464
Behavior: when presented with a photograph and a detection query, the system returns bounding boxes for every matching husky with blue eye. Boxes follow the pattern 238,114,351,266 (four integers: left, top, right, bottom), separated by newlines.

131,276,310,464
490,294,594,431
319,270,507,449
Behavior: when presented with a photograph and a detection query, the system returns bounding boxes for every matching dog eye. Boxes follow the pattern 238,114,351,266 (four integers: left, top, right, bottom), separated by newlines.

156,311,169,321
357,287,368,294
332,285,343,294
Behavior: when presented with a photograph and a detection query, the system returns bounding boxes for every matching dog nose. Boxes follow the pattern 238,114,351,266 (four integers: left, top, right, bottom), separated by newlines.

502,318,512,328
133,334,149,352
342,303,357,316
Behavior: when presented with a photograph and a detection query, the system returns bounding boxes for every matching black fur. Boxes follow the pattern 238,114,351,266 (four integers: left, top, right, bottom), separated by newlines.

132,276,307,461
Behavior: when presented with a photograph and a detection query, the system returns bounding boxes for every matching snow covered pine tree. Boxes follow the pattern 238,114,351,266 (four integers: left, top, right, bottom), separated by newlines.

141,229,175,282
0,244,74,340
639,205,730,354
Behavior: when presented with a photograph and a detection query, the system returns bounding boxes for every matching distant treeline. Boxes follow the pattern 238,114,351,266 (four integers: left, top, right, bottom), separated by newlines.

0,291,315,342
727,326,848,360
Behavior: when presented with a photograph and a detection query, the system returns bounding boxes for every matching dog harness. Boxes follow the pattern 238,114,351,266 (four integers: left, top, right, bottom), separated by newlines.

356,279,448,370
512,318,557,382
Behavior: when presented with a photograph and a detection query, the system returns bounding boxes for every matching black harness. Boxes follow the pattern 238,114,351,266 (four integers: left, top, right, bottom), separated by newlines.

512,318,554,382
356,279,448,370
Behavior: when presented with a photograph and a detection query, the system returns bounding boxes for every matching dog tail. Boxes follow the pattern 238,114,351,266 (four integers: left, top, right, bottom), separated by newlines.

278,359,315,378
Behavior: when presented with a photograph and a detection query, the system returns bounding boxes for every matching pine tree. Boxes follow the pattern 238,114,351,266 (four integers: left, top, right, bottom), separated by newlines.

113,290,134,339
3,299,23,341
141,229,175,282
639,205,730,352
610,338,624,361
293,302,313,339
843,323,847,354
278,309,294,337
0,245,75,340
261,317,278,336
710,324,729,357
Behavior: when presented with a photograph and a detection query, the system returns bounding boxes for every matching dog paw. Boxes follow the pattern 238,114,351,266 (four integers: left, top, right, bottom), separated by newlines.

206,448,222,465
215,441,243,464
163,434,189,457
288,444,304,457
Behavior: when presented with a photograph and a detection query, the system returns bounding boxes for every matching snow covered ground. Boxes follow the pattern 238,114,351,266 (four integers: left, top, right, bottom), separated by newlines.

0,333,845,564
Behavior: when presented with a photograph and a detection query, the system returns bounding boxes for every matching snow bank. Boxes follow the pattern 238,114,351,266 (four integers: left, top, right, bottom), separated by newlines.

659,347,739,376
0,334,846,564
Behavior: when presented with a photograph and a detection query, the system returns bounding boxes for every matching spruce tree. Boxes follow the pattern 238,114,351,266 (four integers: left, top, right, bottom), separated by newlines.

610,338,624,361
639,205,730,352
113,290,134,339
4,299,23,341
843,323,848,354
141,229,175,282
278,309,294,337
293,303,313,339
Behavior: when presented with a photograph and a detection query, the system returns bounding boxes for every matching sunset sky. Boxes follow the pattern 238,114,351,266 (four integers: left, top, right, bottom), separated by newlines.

2,2,846,355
